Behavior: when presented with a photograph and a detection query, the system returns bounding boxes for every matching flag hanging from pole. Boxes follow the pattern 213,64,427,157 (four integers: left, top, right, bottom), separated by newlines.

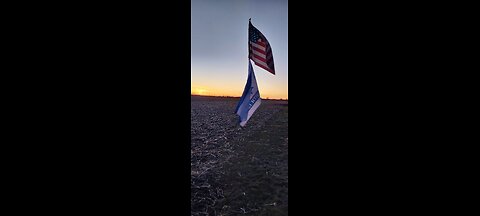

235,60,262,127
249,20,275,75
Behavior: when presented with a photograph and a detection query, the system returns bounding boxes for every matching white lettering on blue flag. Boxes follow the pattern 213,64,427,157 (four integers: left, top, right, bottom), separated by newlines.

235,60,261,127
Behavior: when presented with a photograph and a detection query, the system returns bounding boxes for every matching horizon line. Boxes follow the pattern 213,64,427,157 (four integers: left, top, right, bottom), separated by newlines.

191,94,288,100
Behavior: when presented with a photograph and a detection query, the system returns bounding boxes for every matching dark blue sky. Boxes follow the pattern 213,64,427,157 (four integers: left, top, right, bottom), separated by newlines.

191,0,288,99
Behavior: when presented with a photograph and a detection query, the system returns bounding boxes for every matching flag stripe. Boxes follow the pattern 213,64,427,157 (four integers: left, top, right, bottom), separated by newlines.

253,54,266,63
252,46,266,55
250,50,273,72
251,52,272,71
252,50,267,60
254,61,274,73
251,56,269,68
249,21,275,75
252,54,267,63
265,45,272,54
250,42,266,50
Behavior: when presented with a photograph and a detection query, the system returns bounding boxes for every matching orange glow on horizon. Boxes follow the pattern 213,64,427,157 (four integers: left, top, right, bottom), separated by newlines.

191,87,287,100
191,88,210,96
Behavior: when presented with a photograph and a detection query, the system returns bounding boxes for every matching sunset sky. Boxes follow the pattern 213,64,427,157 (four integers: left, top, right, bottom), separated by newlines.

191,0,288,99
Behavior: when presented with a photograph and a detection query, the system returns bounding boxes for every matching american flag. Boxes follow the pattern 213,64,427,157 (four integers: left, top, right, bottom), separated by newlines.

249,20,275,75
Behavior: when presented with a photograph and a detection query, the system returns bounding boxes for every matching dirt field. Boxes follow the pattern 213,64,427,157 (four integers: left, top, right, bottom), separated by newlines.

191,95,288,216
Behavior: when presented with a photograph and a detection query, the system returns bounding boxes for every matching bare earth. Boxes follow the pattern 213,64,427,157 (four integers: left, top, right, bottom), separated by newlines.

191,96,288,216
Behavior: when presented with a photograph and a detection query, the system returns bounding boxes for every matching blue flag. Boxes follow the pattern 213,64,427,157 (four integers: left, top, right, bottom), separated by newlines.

235,60,262,127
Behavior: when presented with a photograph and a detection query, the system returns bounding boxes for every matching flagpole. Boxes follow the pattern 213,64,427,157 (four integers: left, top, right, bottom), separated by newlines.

248,18,251,61
235,18,261,127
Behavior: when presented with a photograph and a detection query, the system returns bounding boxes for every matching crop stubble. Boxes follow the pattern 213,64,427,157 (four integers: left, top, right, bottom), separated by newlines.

191,96,288,215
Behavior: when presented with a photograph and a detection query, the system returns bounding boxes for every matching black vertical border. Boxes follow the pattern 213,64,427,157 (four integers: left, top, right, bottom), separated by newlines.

290,1,477,215
1,1,192,215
